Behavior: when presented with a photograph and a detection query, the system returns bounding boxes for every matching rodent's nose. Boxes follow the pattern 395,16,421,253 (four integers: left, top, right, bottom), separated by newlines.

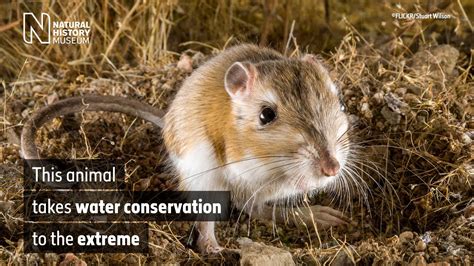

320,154,340,177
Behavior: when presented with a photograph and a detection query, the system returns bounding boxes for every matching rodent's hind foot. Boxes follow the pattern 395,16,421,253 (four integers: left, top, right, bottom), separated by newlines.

194,221,223,253
196,235,224,254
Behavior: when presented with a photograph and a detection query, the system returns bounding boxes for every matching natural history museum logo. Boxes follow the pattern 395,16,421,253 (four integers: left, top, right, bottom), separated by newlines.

23,12,90,45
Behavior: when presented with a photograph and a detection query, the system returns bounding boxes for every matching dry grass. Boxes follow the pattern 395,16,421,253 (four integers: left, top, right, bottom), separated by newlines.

0,0,178,81
0,0,473,264
4,0,470,81
330,20,472,231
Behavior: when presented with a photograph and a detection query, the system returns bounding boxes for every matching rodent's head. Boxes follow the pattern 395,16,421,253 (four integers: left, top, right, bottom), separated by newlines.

224,55,350,191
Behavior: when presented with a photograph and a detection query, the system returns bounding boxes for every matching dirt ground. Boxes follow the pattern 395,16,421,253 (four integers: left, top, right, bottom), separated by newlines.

0,1,473,265
1,34,473,264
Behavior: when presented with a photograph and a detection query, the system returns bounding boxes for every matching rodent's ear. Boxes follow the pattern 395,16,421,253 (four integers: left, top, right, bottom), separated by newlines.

224,62,257,100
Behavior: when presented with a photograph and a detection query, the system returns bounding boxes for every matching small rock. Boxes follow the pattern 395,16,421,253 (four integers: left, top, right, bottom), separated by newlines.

407,85,425,97
161,82,173,91
400,231,414,243
0,201,14,213
120,63,130,70
421,232,432,244
464,204,474,218
384,92,410,114
59,253,87,266
373,91,384,104
416,240,427,251
395,87,407,96
409,254,427,266
47,92,59,105
44,253,60,265
344,89,355,97
238,237,295,266
241,223,248,233
417,114,427,124
5,128,20,145
177,54,193,73
466,131,474,140
32,85,43,92
446,232,455,242
428,246,438,254
332,250,353,265
404,93,421,104
360,102,373,119
361,102,370,112
76,74,85,83
376,121,385,130
22,108,30,118
124,255,137,264
461,133,472,145
410,45,460,78
449,192,462,200
381,106,401,125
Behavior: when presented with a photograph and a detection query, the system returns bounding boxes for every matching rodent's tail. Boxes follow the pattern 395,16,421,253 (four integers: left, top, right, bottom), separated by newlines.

21,95,165,160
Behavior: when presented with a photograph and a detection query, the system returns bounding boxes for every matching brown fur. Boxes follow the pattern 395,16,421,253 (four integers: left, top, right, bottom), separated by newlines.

163,44,284,164
163,44,347,181
163,44,351,253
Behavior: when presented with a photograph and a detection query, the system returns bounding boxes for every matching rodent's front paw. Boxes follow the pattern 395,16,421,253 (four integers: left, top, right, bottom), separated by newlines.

297,205,355,228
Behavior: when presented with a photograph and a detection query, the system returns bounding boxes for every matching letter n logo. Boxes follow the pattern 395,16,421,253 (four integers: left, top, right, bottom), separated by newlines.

23,13,50,44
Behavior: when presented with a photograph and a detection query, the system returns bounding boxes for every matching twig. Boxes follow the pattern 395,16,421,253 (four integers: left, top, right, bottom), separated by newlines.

284,20,295,56
0,20,20,32
324,0,330,24
259,0,277,46
457,0,473,32
100,0,141,66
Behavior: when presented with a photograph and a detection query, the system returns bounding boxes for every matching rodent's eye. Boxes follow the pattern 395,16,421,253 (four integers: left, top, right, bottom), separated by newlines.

339,98,346,112
259,106,277,125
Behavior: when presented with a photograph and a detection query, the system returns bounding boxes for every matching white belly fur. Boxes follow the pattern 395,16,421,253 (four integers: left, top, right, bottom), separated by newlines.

170,141,333,209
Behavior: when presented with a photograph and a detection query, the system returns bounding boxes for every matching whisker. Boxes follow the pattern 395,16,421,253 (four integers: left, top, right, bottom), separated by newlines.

176,154,296,184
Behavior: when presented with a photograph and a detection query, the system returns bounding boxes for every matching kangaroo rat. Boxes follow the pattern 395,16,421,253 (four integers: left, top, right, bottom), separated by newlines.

21,44,352,253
